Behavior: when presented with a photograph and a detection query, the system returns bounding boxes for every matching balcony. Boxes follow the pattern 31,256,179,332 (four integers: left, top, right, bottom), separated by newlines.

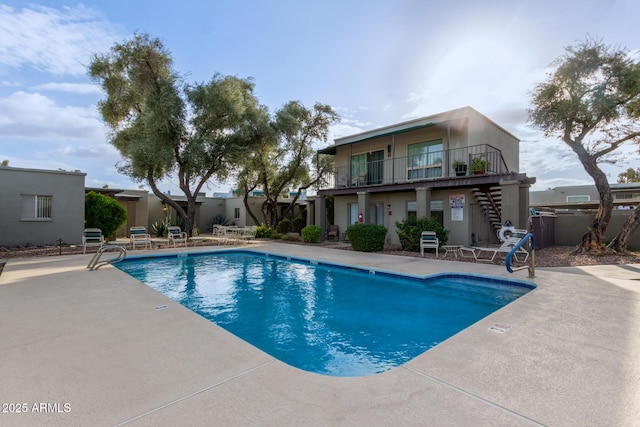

318,144,508,190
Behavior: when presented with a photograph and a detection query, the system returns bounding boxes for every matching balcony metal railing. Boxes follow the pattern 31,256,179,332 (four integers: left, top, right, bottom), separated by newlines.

318,144,508,190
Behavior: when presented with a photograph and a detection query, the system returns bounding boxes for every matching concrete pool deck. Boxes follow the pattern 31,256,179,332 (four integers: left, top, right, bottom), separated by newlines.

1,242,639,426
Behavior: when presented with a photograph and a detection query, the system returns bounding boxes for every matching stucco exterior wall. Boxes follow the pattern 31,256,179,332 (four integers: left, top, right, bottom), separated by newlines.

0,167,85,247
197,197,226,232
467,114,519,172
554,211,640,250
333,126,469,171
223,197,264,227
331,188,477,246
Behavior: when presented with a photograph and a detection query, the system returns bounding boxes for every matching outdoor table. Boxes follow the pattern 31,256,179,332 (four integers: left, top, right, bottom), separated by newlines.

441,245,462,258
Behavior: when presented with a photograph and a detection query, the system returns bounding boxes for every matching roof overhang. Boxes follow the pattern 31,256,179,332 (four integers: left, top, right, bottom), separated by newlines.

317,106,519,155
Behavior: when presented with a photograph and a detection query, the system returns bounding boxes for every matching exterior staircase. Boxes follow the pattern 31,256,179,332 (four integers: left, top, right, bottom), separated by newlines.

472,186,503,238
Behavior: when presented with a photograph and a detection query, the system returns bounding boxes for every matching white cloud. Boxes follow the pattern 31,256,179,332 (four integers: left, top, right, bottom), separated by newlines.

57,143,117,159
0,4,120,76
0,91,106,140
30,82,103,95
329,123,366,141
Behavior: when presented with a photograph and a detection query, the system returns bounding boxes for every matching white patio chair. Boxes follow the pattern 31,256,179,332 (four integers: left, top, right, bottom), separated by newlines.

129,226,151,250
420,231,439,257
82,228,104,254
167,226,188,248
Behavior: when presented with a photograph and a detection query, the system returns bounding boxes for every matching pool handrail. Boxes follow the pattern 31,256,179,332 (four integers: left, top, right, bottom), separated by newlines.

506,232,535,277
87,244,127,270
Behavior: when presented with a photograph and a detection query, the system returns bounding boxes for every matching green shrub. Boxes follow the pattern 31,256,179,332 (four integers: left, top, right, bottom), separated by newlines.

346,223,387,252
301,225,322,243
151,219,169,237
395,216,449,252
255,224,279,239
277,219,291,234
281,233,301,242
84,191,127,240
291,216,306,234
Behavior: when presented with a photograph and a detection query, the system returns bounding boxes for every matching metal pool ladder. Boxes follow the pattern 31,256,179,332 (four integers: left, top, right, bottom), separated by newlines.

87,244,127,271
506,233,536,278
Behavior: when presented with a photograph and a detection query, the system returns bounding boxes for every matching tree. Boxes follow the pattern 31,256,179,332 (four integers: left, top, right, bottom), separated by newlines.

237,101,339,227
89,33,259,235
85,191,127,239
617,167,640,183
528,38,640,254
609,167,640,251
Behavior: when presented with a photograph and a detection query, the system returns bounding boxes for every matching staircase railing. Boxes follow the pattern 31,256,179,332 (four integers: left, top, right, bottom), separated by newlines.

506,233,535,278
87,245,127,271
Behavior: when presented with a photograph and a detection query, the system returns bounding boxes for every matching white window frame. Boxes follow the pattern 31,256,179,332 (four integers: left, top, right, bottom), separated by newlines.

407,139,443,179
348,203,359,225
368,202,384,225
407,201,417,218
566,195,590,203
613,193,640,200
20,194,53,221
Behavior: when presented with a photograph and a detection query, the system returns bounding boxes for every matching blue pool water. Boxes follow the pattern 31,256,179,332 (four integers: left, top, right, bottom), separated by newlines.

116,250,534,377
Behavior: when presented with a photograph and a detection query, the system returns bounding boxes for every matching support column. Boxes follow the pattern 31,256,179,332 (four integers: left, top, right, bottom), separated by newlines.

314,195,327,240
416,187,432,219
357,192,370,223
519,183,531,229
500,180,521,228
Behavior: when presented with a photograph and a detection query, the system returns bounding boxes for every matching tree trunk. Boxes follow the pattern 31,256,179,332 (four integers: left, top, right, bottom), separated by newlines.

147,175,188,227
241,182,261,226
571,150,614,254
261,199,276,228
186,198,197,236
609,202,640,252
243,194,261,226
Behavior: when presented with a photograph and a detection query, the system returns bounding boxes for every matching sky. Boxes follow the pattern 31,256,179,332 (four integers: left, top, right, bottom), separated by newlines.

1,0,639,195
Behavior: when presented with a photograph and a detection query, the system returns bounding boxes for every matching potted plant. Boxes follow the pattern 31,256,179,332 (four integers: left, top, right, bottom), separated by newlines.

470,155,490,175
452,159,467,176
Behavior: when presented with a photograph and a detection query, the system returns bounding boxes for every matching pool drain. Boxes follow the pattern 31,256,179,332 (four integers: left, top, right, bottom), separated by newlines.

488,323,510,334
154,305,168,310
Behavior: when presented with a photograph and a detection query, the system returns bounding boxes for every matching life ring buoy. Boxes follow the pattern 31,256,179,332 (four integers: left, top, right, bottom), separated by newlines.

498,226,516,242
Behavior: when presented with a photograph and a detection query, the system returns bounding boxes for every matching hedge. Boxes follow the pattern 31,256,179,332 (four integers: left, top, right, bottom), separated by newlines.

346,223,387,252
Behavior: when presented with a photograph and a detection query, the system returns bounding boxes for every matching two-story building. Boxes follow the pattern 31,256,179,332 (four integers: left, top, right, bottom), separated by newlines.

314,106,535,246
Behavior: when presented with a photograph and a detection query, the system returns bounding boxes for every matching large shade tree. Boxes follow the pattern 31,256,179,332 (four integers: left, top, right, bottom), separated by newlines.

528,38,640,254
89,33,260,235
236,101,339,227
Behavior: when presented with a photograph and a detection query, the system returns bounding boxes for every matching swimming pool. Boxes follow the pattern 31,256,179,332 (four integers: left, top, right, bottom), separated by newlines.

116,250,535,377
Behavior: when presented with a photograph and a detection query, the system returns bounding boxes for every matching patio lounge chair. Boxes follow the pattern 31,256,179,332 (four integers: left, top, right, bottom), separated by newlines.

167,226,188,247
82,228,104,254
238,225,257,242
420,231,439,257
459,229,530,262
129,226,151,250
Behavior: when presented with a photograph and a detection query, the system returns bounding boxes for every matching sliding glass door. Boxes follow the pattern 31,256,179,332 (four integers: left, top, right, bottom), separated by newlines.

351,150,384,186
